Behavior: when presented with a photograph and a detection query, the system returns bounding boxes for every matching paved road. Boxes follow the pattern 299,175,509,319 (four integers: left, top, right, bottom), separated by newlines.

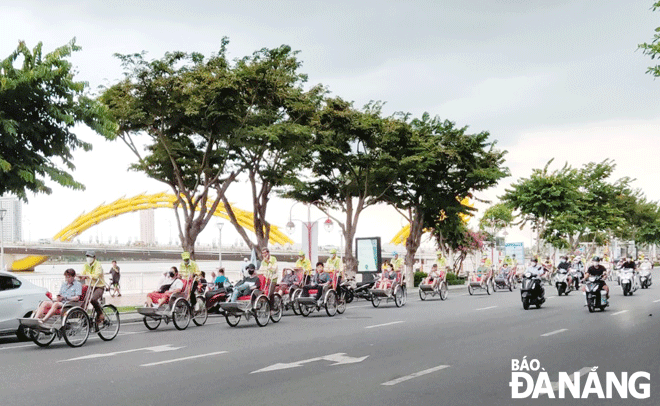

2,281,659,406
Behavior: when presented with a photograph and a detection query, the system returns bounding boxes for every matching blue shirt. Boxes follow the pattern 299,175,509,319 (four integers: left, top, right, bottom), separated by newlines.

214,275,228,285
59,280,83,301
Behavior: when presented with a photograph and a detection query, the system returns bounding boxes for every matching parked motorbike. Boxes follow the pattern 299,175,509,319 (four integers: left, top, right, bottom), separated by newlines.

555,268,572,296
619,268,637,296
205,282,233,314
584,275,608,312
520,272,545,310
349,278,375,301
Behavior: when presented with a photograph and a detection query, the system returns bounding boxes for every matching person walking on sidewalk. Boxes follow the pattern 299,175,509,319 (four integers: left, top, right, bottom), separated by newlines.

109,260,121,297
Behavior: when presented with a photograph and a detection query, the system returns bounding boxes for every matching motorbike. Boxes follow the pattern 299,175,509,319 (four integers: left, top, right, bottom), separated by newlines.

619,268,637,296
349,278,375,302
204,281,233,314
520,272,545,310
584,275,608,312
569,268,583,291
639,264,653,289
554,268,572,296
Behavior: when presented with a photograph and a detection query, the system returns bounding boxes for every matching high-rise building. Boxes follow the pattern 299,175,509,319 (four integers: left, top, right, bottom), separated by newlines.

0,196,22,242
140,208,155,245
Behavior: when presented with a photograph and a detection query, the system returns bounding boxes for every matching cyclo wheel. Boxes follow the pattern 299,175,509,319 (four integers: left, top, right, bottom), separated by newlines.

62,307,90,348
325,290,337,317
344,287,354,304
371,295,380,308
254,296,271,327
419,288,427,301
225,313,241,327
30,328,56,347
270,294,283,323
401,286,407,305
440,282,448,301
468,285,474,295
172,298,191,330
394,286,403,307
337,290,347,314
192,296,208,326
299,301,312,317
291,289,302,315
143,316,161,330
97,304,120,341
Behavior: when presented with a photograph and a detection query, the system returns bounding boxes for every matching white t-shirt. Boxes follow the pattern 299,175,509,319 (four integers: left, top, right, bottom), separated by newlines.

525,265,543,276
169,279,184,292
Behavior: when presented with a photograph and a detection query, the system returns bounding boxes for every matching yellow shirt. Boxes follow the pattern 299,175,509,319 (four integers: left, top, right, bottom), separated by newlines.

260,255,278,282
326,256,344,279
179,260,201,279
435,257,447,269
392,257,404,271
295,258,312,274
82,260,105,289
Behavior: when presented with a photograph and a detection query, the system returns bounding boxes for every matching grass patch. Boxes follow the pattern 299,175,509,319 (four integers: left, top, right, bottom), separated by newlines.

115,305,138,313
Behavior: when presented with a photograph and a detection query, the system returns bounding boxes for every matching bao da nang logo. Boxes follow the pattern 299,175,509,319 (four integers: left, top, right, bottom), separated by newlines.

509,357,651,399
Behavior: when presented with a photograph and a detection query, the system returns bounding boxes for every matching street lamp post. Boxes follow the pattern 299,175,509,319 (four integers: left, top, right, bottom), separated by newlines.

0,209,6,271
216,222,224,268
286,202,333,265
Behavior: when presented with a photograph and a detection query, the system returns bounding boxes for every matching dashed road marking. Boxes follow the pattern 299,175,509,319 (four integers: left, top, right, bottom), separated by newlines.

611,310,629,316
365,321,404,329
382,365,451,386
141,351,228,367
541,328,568,337
475,306,497,311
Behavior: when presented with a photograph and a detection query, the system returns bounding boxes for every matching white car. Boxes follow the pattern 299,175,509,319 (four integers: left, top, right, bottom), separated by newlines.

0,272,49,340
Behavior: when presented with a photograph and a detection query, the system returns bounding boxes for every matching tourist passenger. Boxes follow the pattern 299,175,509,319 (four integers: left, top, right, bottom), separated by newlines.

35,268,82,323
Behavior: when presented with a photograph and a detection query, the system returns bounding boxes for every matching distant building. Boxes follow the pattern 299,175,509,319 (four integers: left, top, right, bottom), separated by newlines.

0,196,22,242
140,208,155,245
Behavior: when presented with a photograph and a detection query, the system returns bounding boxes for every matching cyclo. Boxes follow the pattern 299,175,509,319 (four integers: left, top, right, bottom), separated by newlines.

295,271,346,317
19,281,120,348
275,268,305,315
419,268,448,301
467,267,493,295
492,266,516,292
370,271,407,307
219,274,282,327
137,276,208,331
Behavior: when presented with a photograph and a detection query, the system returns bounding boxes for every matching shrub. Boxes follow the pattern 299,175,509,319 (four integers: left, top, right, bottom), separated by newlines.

446,272,465,285
414,271,428,287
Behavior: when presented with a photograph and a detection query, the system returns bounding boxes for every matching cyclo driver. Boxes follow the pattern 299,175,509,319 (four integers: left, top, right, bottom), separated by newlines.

180,251,201,307
584,256,609,299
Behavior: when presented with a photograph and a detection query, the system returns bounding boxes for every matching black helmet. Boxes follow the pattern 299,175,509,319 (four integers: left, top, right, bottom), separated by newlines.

246,264,256,271
592,256,601,262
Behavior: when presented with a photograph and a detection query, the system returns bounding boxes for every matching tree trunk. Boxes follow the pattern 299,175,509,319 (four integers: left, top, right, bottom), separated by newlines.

404,208,424,288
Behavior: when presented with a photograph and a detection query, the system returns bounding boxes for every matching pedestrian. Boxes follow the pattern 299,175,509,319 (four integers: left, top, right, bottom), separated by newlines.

109,260,121,297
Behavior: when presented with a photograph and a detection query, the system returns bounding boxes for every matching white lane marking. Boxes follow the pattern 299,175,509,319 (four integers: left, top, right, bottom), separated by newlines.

141,351,228,367
546,296,557,299
59,344,184,362
611,310,629,316
251,353,369,373
551,367,592,391
0,343,34,351
653,299,660,303
541,328,568,337
365,321,405,329
475,306,497,311
381,365,451,386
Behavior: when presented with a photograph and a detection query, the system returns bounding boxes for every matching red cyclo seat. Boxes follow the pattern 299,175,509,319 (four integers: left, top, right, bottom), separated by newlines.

237,274,267,300
80,285,89,300
308,289,318,295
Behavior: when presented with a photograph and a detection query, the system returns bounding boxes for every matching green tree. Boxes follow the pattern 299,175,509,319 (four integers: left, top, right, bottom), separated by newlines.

283,98,392,272
221,45,323,255
385,113,508,285
0,39,115,199
479,202,514,245
100,44,242,256
501,160,579,255
639,1,660,78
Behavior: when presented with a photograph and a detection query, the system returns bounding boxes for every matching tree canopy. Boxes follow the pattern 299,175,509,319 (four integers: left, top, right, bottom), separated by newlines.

0,39,115,200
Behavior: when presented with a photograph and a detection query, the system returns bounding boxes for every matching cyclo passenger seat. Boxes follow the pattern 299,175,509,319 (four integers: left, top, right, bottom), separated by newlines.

237,274,267,301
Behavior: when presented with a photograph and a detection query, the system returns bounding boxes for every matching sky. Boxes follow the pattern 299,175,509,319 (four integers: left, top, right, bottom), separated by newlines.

1,0,659,252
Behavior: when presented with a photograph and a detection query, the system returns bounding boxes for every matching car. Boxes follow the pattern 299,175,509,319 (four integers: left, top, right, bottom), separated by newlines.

0,272,50,340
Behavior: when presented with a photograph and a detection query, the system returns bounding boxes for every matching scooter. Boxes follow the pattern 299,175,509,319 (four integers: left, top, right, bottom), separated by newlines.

639,264,653,289
520,272,545,310
205,282,233,314
555,268,572,296
619,268,637,296
569,268,583,291
584,275,608,312
350,278,375,301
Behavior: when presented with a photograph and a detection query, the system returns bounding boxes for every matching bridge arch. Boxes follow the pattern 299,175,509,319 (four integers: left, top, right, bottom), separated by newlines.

10,192,293,271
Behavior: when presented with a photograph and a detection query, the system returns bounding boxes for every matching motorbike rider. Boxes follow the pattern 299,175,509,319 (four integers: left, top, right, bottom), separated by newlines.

622,256,636,270
556,255,572,287
524,258,545,300
584,256,609,299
